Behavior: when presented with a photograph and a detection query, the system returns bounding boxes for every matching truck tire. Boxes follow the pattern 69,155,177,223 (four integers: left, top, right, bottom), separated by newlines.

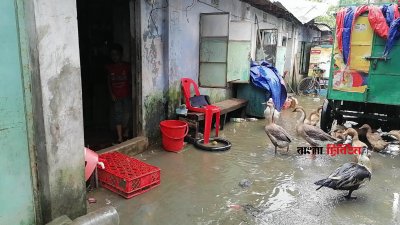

320,99,333,132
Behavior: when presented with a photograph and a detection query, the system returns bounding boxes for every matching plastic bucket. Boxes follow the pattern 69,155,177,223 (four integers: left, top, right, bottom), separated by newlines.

160,120,188,152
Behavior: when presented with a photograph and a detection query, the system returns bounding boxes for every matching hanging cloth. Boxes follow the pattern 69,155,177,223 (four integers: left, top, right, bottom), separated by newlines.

336,6,368,65
381,4,394,25
342,7,356,65
368,5,390,39
393,4,400,19
381,4,400,25
384,18,400,56
336,8,347,54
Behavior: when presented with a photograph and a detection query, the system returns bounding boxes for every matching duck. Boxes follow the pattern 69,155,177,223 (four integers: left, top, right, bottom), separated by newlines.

379,130,400,155
342,128,369,162
293,106,336,146
330,121,347,140
264,99,292,154
388,130,400,141
304,106,323,126
331,126,346,140
314,146,371,199
342,128,368,149
359,124,389,152
262,98,279,122
288,96,298,108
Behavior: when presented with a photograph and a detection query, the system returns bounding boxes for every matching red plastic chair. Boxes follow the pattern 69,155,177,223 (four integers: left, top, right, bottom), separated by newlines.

181,78,220,144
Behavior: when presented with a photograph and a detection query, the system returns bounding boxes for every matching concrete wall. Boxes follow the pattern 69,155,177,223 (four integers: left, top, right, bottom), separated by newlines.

32,0,86,222
140,0,169,139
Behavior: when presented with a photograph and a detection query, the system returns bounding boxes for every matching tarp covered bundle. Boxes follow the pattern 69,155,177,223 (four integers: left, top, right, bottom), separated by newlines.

336,4,400,62
384,18,400,56
250,61,287,112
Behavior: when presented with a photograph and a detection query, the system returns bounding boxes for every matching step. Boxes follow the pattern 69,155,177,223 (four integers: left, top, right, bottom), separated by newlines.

97,136,149,156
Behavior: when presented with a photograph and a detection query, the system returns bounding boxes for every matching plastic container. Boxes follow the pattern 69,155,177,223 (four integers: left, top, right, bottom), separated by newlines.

160,120,188,152
98,152,161,199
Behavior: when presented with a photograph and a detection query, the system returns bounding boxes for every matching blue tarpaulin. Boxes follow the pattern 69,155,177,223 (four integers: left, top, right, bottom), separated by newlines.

342,6,355,65
384,18,400,56
382,4,396,26
250,61,287,112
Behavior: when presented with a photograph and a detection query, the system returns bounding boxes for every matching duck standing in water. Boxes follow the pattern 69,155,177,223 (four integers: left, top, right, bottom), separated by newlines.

343,128,368,148
342,128,369,162
304,105,323,126
289,96,298,108
314,147,371,199
262,98,280,122
264,99,292,154
292,106,336,146
388,130,400,141
360,124,389,152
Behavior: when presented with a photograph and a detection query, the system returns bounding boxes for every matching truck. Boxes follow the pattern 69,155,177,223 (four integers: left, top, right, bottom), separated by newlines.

320,0,400,132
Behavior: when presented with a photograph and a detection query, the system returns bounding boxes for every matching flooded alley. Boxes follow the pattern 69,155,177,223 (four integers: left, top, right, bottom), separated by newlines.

88,97,400,225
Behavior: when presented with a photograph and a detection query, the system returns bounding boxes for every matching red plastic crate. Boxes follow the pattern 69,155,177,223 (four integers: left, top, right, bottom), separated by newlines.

98,152,161,199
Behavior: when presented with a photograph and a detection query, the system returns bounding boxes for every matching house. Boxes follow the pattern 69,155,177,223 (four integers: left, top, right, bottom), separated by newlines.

0,0,328,224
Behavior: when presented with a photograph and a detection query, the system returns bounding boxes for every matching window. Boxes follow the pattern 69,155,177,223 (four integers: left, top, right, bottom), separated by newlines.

299,41,312,75
199,13,229,87
256,29,278,65
282,36,287,47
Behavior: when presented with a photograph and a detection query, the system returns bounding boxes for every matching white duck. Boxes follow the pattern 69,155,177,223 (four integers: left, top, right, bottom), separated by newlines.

262,98,279,122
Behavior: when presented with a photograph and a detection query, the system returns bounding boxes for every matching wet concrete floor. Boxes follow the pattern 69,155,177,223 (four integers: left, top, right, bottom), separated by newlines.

88,96,400,225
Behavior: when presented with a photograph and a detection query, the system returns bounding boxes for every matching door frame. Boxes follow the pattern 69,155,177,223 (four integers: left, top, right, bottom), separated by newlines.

13,0,41,223
129,0,143,137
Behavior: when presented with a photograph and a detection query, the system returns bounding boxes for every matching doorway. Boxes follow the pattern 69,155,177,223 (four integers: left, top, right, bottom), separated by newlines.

76,0,141,150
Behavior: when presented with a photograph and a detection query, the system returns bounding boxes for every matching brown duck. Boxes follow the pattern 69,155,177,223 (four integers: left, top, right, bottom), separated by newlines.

388,130,400,140
343,128,368,148
360,124,389,152
343,128,369,162
288,96,298,108
264,100,292,154
293,106,336,146
305,105,323,126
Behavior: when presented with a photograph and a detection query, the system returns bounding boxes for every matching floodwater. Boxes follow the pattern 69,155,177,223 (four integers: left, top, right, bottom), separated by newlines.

88,96,400,225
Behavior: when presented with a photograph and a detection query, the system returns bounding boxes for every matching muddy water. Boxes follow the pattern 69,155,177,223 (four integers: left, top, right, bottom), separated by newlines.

88,96,400,225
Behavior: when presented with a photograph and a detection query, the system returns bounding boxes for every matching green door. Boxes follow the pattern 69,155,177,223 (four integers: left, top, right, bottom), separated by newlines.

0,0,36,224
367,35,400,105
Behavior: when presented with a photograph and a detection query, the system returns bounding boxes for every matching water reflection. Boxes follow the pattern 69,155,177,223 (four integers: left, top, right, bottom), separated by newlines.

88,96,400,225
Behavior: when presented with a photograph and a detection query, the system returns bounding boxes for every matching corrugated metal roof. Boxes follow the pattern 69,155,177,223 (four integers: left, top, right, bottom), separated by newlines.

242,0,330,24
271,0,330,24
316,24,332,32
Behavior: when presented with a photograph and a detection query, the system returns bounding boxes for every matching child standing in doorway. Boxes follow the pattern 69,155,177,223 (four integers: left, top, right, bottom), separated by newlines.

106,44,131,144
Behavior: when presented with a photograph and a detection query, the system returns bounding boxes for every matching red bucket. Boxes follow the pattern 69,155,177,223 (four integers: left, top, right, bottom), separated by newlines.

160,120,188,152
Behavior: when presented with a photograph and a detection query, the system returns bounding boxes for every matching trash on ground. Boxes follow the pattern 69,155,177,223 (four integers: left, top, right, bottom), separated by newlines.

246,118,258,122
228,204,242,210
87,197,97,204
313,98,320,102
175,104,188,116
231,118,246,122
343,121,358,128
239,179,252,188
